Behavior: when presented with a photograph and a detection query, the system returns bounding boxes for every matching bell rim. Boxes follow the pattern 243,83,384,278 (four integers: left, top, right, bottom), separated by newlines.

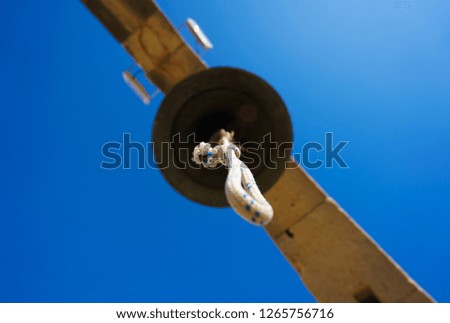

152,66,293,207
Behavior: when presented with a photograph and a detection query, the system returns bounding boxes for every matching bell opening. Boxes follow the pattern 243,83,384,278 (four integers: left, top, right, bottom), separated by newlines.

152,67,293,206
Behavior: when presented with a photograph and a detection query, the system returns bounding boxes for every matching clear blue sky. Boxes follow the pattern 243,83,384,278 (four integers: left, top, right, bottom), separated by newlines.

0,0,449,302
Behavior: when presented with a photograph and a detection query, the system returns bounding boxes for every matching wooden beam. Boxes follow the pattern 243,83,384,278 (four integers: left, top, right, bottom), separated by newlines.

265,159,433,302
82,0,207,93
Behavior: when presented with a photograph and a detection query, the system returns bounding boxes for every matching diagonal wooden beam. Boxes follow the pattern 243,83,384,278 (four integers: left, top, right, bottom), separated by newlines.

82,0,207,93
265,159,433,302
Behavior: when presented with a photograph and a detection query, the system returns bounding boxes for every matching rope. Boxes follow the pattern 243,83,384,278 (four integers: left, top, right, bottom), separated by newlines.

192,130,274,226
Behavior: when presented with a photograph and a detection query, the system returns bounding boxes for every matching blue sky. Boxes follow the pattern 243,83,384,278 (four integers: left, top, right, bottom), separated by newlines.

0,0,449,302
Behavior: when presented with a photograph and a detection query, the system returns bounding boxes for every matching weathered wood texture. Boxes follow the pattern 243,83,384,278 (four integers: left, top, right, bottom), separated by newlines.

82,0,207,93
265,159,433,302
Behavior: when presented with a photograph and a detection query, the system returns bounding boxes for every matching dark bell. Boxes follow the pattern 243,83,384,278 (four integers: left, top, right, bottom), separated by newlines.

152,67,293,207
